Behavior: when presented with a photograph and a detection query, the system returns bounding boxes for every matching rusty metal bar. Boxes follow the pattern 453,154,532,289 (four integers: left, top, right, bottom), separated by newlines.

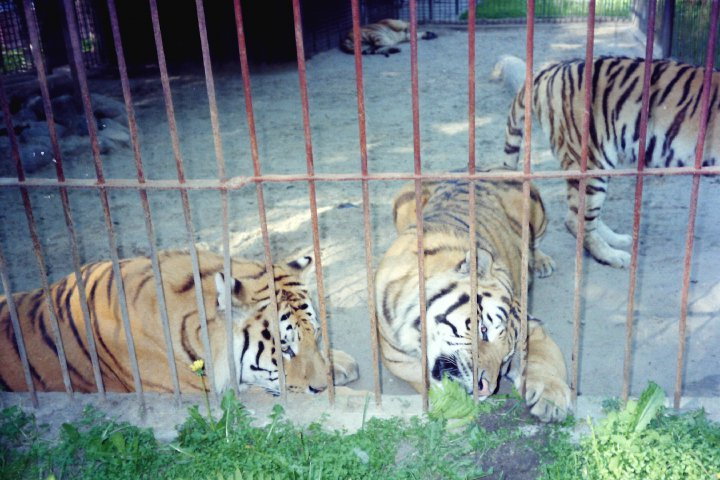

408,0,429,412
467,0,479,401
232,0,286,400
350,0,382,405
21,0,105,396
62,0,146,402
290,0,335,404
518,0,536,400
622,0,656,403
0,242,37,405
148,0,217,395
570,0,596,405
2,167,719,192
105,0,181,402
193,0,237,393
0,78,38,405
675,0,720,409
2,65,73,397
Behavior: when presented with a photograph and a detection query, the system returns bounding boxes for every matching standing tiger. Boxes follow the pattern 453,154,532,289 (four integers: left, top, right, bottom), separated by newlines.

340,19,437,56
501,56,719,268
0,250,359,395
375,175,570,422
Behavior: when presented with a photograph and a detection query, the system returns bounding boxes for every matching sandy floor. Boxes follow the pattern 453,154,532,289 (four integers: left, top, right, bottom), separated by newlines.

1,22,718,403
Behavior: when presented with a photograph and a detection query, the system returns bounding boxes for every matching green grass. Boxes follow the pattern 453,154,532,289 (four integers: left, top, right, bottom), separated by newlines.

2,384,718,480
460,0,632,20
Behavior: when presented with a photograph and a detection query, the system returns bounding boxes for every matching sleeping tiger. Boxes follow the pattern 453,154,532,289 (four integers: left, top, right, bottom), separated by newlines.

375,176,571,422
501,56,719,268
340,19,437,57
0,250,359,395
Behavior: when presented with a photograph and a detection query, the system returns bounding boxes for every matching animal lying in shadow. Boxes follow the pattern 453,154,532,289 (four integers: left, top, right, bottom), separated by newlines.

340,19,437,57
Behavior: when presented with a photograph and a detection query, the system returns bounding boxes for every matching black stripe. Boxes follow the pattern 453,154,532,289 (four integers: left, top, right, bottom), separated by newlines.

427,283,458,310
659,65,691,105
677,71,697,107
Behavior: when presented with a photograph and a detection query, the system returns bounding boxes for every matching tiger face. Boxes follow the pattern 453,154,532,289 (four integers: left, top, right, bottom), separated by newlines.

212,256,348,395
425,249,516,398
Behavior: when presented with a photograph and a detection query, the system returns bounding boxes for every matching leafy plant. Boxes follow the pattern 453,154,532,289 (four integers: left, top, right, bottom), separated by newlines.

542,382,720,480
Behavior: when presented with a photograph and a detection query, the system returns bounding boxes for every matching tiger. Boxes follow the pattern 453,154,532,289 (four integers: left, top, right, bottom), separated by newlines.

500,55,720,268
0,249,359,395
340,19,437,57
375,175,571,422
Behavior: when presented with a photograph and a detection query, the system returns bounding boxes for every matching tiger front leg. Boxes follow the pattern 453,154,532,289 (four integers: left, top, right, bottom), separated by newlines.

565,176,631,268
507,321,571,422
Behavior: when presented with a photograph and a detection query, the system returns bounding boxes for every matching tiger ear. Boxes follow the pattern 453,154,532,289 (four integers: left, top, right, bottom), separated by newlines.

456,248,494,277
286,255,312,273
214,272,243,311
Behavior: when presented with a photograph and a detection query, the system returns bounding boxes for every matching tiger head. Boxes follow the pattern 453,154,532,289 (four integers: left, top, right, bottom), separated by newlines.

426,248,517,399
212,256,347,395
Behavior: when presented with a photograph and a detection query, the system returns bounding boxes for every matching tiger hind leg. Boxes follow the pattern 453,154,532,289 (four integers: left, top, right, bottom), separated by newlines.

565,176,631,268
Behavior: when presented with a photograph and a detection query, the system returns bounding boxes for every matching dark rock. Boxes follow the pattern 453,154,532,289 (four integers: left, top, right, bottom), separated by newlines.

97,117,131,153
91,93,127,120
19,121,66,144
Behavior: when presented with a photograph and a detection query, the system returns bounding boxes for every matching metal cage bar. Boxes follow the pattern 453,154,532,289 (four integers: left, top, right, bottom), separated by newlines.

232,0,287,401
193,0,238,395
290,0,335,404
408,0,430,412
518,0,536,400
674,0,720,409
622,0,656,403
105,0,181,402
467,0,479,401
570,0,596,405
147,0,217,397
61,0,146,402
350,0,383,405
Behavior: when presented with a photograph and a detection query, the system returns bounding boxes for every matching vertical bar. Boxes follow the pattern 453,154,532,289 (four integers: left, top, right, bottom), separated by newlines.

409,0,429,412
570,0,596,405
350,0,382,405
519,0,536,399
0,78,38,404
21,0,106,395
148,0,217,395
290,0,335,404
622,0,656,403
674,0,720,409
467,0,479,401
193,0,237,393
0,244,37,405
62,0,145,402
105,0,181,403
232,0,286,399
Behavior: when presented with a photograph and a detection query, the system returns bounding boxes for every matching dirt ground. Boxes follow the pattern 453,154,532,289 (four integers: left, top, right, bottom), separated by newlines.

1,21,718,408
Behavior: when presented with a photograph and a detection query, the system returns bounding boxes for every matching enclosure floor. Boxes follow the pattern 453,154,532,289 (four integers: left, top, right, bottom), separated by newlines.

1,22,718,403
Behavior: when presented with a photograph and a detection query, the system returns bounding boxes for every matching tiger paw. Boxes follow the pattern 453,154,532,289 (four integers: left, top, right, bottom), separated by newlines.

597,220,632,248
577,228,631,268
330,349,360,386
532,249,556,278
524,375,571,423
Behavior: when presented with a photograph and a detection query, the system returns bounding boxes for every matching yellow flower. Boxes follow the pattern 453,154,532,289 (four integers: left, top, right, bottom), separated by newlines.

190,359,205,375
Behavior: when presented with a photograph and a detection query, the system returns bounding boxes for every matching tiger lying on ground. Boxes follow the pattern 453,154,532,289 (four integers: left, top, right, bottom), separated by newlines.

0,250,359,394
340,19,437,57
500,55,719,268
375,176,570,422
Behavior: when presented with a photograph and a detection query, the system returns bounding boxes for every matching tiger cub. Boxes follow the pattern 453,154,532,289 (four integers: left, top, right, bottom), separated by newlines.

340,19,437,57
0,250,359,395
501,56,719,268
375,176,570,422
